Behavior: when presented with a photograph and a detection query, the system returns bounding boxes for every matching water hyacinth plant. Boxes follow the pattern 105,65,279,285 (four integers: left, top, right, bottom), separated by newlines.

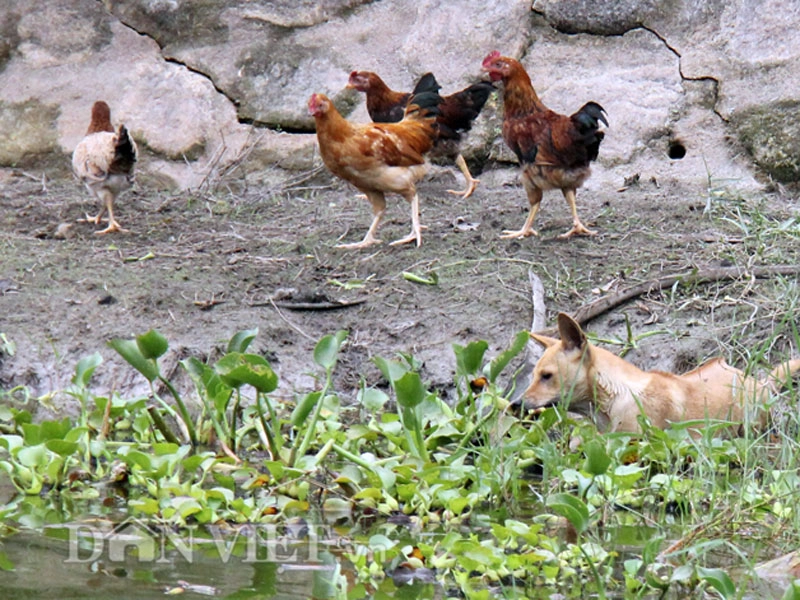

0,326,798,599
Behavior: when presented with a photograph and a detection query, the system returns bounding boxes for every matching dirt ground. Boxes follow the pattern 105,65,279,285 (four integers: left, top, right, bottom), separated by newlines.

1,159,799,417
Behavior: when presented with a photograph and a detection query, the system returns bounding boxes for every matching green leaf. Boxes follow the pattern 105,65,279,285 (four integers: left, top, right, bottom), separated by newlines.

181,454,206,472
153,442,181,456
291,391,322,427
227,328,259,354
136,329,169,360
65,427,89,443
20,423,41,446
546,493,590,534
40,418,71,442
357,387,388,412
373,466,396,490
583,438,611,476
72,353,103,387
109,338,159,382
373,356,408,383
173,497,203,519
183,357,233,413
0,551,14,571
394,372,427,409
696,567,735,600
453,340,488,377
448,496,471,516
671,563,694,582
613,464,648,488
17,445,47,468
45,440,79,457
122,450,153,470
368,534,397,551
402,271,438,285
781,581,800,600
0,435,22,452
313,330,348,370
129,498,160,515
215,353,278,394
488,330,530,382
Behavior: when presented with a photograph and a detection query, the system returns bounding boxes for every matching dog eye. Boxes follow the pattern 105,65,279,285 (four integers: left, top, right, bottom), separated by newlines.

540,372,553,382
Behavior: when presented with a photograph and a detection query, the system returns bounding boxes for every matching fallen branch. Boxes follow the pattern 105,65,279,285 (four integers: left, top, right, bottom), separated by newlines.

505,270,547,403
556,264,800,331
272,298,367,311
248,298,366,311
529,270,547,333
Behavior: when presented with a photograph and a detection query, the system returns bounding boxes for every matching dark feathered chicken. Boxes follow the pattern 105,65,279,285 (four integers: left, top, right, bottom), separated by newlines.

482,51,607,239
348,70,494,198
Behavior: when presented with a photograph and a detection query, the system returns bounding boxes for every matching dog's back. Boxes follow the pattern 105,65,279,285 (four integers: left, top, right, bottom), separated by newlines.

522,313,800,434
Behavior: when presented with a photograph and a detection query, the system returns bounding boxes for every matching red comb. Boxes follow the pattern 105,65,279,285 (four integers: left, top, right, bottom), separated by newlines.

482,50,502,67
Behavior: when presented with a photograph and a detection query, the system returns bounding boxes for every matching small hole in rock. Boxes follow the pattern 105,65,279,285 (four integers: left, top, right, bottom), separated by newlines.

668,141,686,160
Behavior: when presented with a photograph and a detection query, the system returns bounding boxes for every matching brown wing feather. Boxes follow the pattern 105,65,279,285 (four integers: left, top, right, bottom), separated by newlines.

504,111,597,169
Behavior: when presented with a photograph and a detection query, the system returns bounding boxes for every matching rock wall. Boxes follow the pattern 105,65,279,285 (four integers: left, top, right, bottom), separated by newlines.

0,0,798,188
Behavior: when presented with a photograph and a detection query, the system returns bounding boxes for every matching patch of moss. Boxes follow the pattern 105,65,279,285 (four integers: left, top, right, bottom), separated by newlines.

0,100,60,167
0,6,21,70
734,101,800,182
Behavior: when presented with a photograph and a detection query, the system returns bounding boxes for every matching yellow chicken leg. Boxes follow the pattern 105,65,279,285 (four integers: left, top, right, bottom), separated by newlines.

558,188,596,238
446,154,480,199
336,191,386,249
389,191,423,247
501,183,541,239
81,189,125,235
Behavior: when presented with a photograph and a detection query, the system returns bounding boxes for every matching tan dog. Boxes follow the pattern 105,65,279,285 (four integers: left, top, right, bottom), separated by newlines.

520,312,800,433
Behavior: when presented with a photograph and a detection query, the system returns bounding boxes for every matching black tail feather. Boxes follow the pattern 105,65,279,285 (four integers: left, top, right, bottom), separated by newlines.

412,72,442,96
110,125,137,174
571,102,607,162
437,80,496,139
572,101,608,132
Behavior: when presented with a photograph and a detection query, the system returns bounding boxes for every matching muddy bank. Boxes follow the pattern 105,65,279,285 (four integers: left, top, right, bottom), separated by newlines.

1,165,799,418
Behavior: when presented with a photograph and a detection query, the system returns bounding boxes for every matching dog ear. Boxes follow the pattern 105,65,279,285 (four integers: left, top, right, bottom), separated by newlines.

529,332,559,349
557,313,586,352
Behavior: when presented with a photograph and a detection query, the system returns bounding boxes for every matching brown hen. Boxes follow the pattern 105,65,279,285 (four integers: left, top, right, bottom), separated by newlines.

482,51,607,239
309,84,442,249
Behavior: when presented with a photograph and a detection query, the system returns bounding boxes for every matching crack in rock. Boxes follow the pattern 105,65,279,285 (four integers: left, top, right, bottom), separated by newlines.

111,13,252,126
637,25,725,123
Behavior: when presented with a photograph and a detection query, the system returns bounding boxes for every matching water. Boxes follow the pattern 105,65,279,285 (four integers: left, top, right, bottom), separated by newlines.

0,527,329,599
0,490,791,599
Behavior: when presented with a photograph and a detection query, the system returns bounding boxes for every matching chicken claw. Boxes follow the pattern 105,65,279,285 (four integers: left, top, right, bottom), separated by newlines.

95,220,128,235
389,231,421,247
500,228,539,240
336,236,382,250
558,223,597,238
82,212,103,225
446,154,480,199
446,177,480,199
